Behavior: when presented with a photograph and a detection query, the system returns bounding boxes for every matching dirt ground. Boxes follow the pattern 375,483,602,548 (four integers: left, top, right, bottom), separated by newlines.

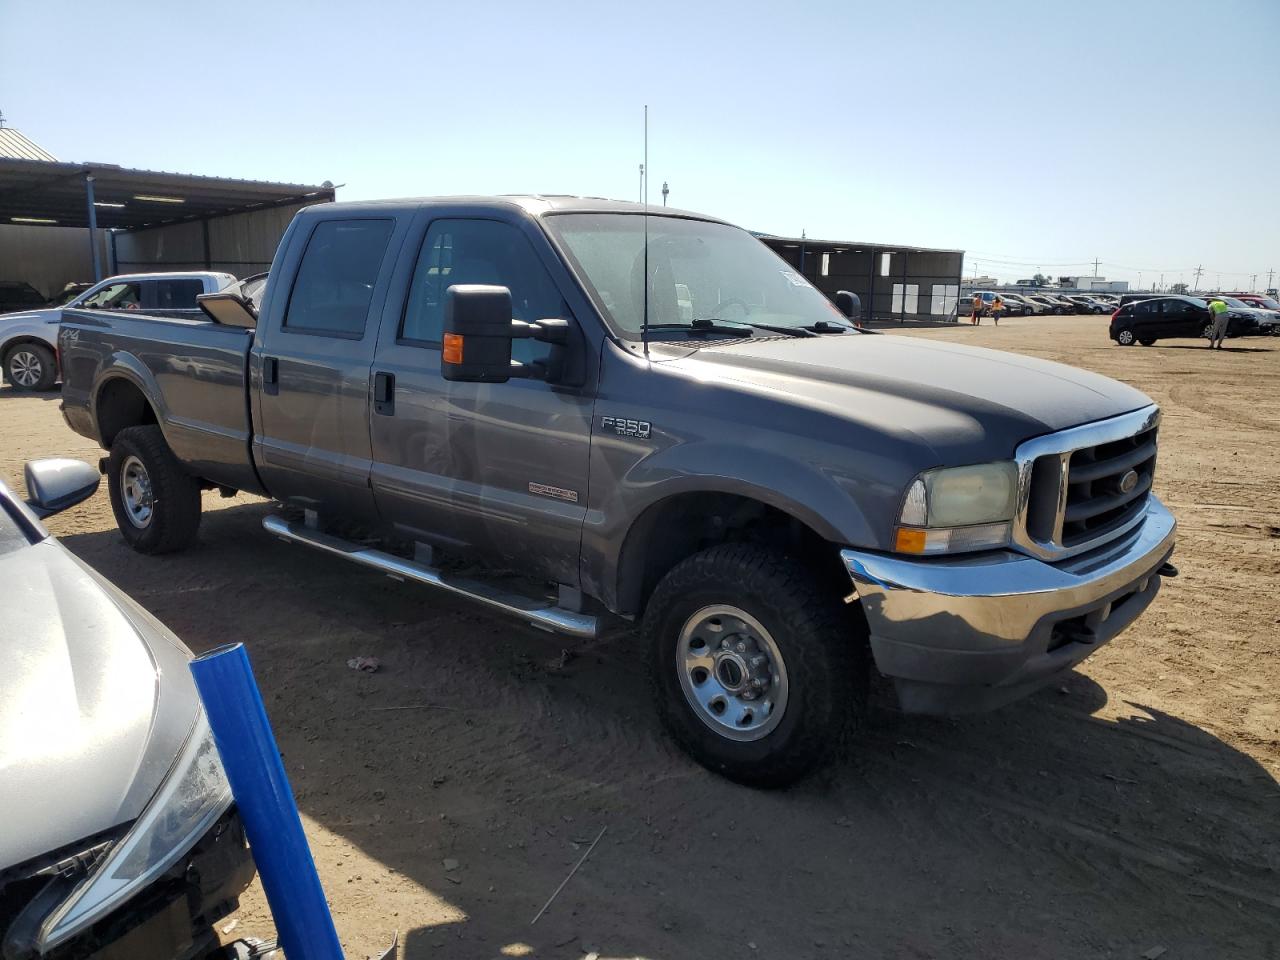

2,314,1277,960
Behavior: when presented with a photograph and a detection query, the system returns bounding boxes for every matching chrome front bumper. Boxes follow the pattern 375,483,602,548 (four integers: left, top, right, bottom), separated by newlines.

841,496,1176,714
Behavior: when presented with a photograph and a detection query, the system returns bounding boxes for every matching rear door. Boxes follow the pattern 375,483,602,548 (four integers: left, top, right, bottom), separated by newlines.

253,215,406,521
368,210,595,586
1127,299,1158,337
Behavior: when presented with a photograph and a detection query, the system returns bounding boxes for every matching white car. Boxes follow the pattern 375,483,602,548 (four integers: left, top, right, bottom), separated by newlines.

0,272,234,391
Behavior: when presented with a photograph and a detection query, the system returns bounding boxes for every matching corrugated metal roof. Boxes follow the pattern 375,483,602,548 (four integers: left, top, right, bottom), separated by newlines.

0,128,57,162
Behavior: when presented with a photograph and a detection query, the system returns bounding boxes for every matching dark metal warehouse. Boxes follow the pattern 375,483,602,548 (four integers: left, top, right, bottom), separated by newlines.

758,233,965,324
0,129,334,297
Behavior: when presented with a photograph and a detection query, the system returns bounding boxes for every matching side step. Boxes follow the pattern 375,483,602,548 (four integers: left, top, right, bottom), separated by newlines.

262,515,598,639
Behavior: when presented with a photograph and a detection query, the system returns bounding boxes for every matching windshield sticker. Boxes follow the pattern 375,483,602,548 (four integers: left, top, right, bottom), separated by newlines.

780,270,807,287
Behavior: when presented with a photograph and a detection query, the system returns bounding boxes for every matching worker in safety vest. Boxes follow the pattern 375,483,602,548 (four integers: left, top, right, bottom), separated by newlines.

1207,297,1230,349
991,295,1004,325
971,293,984,325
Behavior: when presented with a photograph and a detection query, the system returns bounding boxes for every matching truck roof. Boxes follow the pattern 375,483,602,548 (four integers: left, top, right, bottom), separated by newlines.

97,271,236,283
295,194,727,224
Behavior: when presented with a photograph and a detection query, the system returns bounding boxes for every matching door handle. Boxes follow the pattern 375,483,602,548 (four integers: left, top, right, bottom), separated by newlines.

263,356,279,395
373,371,395,415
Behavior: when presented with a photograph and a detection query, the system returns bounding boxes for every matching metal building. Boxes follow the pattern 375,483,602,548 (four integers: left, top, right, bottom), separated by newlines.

758,234,965,324
0,128,334,298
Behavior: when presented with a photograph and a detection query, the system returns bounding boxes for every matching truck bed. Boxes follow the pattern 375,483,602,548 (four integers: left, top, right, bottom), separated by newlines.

59,308,261,494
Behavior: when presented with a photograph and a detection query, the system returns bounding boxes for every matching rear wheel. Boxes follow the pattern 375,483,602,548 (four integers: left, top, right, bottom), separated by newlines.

1116,328,1137,346
644,543,867,787
107,425,202,553
4,343,57,391
1139,338,1157,346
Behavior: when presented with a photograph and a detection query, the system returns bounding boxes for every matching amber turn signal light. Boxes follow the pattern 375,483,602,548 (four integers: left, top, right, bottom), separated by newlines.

893,527,927,554
442,333,464,364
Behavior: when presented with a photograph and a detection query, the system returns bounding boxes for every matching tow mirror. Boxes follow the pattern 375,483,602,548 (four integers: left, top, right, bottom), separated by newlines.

441,285,569,384
24,458,99,519
197,291,257,329
834,290,861,320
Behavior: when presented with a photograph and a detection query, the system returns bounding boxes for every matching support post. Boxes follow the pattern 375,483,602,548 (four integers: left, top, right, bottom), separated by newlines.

84,174,102,281
189,643,345,960
202,218,212,269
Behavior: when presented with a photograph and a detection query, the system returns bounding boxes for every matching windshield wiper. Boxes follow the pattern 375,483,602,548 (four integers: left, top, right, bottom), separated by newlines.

690,317,815,338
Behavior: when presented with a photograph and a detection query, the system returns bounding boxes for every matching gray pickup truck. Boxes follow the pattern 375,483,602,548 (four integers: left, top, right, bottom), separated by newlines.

58,196,1176,786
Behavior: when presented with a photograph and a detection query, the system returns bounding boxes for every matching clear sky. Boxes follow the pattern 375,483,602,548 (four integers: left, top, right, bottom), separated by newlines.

3,0,1277,288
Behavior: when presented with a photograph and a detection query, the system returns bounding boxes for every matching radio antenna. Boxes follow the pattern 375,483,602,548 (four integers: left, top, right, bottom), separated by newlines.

642,104,650,356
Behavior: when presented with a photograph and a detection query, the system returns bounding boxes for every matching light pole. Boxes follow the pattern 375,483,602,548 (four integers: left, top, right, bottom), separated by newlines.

638,164,644,204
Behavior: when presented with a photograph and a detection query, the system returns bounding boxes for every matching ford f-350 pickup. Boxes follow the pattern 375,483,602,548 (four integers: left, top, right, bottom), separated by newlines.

57,196,1177,785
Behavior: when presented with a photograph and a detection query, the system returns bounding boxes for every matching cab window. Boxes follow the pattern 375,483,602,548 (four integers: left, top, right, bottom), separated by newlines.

400,219,562,362
284,219,394,336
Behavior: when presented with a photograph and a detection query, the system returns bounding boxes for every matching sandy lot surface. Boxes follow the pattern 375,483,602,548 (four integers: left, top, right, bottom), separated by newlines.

2,314,1277,960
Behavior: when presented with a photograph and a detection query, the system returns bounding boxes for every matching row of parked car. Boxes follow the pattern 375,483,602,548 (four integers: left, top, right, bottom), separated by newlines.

961,290,1120,317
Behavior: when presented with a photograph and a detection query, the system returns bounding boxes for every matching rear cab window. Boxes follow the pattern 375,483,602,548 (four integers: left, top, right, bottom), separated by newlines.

150,278,205,309
284,219,395,337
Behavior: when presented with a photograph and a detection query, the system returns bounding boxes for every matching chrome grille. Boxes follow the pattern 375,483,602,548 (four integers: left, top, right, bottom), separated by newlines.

1012,405,1161,561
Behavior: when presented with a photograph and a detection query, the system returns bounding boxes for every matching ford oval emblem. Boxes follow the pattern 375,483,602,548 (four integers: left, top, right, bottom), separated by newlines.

1119,469,1139,494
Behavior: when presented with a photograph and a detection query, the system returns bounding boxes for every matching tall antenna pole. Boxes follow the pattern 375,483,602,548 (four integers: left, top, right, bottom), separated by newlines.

1093,256,1100,277
642,104,649,355
1267,268,1275,291
1192,264,1203,291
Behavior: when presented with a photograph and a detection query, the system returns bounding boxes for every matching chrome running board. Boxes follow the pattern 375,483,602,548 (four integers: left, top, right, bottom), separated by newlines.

262,514,598,639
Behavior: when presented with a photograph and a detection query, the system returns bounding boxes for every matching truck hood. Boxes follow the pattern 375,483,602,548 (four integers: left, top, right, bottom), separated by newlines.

0,539,199,873
672,332,1153,459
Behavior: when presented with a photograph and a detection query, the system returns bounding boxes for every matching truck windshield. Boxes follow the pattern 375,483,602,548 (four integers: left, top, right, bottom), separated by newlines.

545,214,848,337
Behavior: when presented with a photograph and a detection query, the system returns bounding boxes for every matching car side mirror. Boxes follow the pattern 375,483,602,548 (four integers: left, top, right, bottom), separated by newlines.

197,291,257,328
834,290,861,319
24,458,100,519
441,285,570,384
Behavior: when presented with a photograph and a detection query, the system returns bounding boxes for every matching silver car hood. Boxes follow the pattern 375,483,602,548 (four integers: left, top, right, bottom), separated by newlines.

0,307,61,324
0,539,199,872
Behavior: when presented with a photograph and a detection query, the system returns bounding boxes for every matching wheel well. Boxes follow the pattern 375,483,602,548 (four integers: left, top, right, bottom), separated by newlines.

96,378,158,447
616,492,847,617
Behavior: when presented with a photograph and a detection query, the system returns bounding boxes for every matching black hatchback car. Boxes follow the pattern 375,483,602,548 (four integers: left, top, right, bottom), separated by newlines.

1109,295,1251,345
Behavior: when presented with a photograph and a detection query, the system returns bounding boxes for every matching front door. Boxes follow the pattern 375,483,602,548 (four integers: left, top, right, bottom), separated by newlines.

1158,298,1204,338
369,214,594,586
253,216,402,521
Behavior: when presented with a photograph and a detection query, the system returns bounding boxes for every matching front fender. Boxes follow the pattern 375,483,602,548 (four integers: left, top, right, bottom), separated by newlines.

580,435,904,614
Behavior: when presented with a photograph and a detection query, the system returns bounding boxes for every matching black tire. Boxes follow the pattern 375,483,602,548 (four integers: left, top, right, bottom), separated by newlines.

643,543,867,787
1115,328,1137,346
107,425,202,554
4,342,57,391
1139,338,1157,346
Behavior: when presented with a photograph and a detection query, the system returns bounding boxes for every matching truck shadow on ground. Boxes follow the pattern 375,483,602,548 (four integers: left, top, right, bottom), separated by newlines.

55,498,1280,960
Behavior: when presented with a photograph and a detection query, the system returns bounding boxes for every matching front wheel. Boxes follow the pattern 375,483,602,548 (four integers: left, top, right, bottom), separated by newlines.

4,343,57,391
1115,328,1137,346
107,425,202,554
643,543,867,787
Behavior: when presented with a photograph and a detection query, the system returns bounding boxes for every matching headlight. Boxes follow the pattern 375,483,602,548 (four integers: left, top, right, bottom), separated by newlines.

895,461,1018,555
37,711,232,951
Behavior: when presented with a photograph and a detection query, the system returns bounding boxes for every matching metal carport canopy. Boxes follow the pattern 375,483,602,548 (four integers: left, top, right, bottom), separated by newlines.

0,157,334,230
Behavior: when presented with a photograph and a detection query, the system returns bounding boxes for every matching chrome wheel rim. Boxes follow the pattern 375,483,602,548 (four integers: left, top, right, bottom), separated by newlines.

1117,330,1134,345
121,455,155,528
677,605,788,742
9,350,42,387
